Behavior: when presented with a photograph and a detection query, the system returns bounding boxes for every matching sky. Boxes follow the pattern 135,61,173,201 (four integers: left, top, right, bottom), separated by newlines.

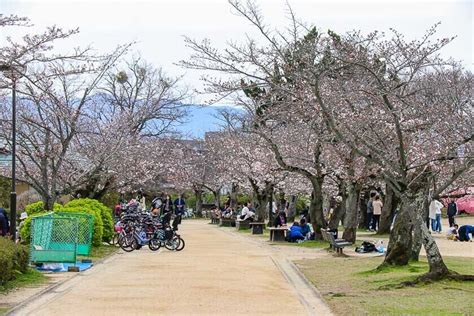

1,0,473,106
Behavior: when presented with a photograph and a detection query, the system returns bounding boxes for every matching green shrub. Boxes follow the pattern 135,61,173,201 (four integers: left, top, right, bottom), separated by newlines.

19,212,49,243
64,199,113,243
0,237,29,286
24,201,61,215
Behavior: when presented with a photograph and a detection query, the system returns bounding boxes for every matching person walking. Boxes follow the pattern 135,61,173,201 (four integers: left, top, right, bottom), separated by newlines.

366,192,376,231
173,194,186,228
446,199,458,227
372,195,383,232
429,199,444,233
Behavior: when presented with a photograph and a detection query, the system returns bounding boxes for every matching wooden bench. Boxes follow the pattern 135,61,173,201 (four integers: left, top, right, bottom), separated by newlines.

268,226,288,242
250,222,265,234
235,219,251,230
219,218,235,227
321,229,352,254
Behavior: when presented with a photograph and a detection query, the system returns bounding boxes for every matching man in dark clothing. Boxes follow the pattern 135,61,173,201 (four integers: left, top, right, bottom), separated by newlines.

173,194,186,229
0,208,10,237
447,199,458,227
367,192,376,231
458,225,474,242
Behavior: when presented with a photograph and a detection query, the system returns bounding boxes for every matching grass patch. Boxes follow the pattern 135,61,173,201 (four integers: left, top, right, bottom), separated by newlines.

78,245,118,262
270,240,329,249
296,256,474,315
0,268,46,294
0,307,9,316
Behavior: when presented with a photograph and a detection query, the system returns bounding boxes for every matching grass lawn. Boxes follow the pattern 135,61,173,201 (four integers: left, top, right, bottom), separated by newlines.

296,256,474,315
0,268,46,294
78,245,118,262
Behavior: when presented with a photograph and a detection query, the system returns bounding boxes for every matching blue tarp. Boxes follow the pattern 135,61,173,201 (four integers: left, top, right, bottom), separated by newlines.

36,261,93,272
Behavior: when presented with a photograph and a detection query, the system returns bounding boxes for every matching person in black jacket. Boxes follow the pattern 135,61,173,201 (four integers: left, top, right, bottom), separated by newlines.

447,199,458,227
0,208,9,236
161,194,174,225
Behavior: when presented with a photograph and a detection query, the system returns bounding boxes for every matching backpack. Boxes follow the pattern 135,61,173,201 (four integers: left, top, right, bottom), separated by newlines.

355,241,376,253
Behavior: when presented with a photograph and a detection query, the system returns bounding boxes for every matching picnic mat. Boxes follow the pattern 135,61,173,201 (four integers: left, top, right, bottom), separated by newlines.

36,261,93,272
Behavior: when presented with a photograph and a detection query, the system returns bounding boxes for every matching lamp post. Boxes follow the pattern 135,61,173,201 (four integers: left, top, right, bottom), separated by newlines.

0,64,25,241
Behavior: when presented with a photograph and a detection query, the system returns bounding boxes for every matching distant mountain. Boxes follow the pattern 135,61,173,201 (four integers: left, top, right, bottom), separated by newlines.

177,105,239,139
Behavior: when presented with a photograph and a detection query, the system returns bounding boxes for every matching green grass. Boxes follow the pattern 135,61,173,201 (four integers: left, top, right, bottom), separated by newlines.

0,268,46,294
296,256,474,315
78,245,118,262
270,240,330,248
0,307,9,316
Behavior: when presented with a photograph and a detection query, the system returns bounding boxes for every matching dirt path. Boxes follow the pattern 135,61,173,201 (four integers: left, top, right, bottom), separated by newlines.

10,221,331,316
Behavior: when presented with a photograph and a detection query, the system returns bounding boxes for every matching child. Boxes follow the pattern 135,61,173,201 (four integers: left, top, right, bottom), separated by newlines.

446,224,458,241
300,218,311,240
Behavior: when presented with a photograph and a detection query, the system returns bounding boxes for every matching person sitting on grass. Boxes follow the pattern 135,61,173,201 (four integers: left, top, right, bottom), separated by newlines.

273,211,287,227
300,218,311,240
288,222,304,243
446,224,459,241
457,225,474,242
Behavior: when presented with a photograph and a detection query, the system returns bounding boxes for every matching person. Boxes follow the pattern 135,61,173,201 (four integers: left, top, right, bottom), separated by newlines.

151,195,163,216
0,208,9,237
240,202,255,221
160,194,174,225
446,224,459,241
429,199,444,233
273,211,287,227
457,225,474,242
447,199,458,227
174,194,186,218
372,195,383,232
17,212,28,242
288,222,304,242
114,203,122,218
300,218,311,240
367,192,376,231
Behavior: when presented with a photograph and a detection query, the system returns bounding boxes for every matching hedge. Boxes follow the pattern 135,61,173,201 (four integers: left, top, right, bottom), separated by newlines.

25,201,62,216
59,206,103,247
0,237,29,286
64,199,113,243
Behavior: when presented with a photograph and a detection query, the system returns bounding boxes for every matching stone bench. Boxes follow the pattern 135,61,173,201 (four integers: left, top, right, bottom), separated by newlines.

235,219,251,230
268,226,288,242
250,222,265,234
219,218,235,227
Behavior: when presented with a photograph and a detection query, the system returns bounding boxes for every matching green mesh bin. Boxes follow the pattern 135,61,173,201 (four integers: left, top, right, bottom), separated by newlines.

29,212,94,263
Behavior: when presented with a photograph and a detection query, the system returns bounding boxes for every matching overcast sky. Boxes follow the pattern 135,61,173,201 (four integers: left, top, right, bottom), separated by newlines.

1,0,472,104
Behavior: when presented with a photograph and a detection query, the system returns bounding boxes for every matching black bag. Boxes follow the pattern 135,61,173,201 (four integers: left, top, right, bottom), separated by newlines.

356,241,376,253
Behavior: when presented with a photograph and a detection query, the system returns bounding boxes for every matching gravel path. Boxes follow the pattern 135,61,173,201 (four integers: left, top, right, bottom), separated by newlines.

11,220,330,316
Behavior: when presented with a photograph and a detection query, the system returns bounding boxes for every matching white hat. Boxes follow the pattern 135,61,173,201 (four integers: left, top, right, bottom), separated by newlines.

20,212,28,220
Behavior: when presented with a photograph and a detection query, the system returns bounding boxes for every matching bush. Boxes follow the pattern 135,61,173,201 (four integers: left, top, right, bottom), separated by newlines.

19,212,49,243
0,237,29,286
64,199,113,243
24,201,61,216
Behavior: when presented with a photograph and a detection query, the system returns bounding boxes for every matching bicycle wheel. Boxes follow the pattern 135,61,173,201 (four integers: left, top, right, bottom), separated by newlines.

164,238,178,251
175,236,185,251
119,234,135,252
148,238,161,251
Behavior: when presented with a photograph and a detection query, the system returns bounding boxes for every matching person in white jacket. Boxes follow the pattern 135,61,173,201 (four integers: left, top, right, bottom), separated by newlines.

429,199,444,233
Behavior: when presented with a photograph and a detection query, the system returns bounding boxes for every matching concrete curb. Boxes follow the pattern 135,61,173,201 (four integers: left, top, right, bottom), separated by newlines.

6,248,120,316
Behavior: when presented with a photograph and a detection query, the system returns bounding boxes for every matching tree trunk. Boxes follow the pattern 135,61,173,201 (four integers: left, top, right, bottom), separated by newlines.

382,195,414,266
230,183,238,209
287,195,297,222
411,186,430,261
342,182,361,243
378,183,398,235
329,183,346,230
358,190,370,229
43,194,55,211
278,188,286,212
194,189,203,217
310,178,327,239
212,190,221,209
